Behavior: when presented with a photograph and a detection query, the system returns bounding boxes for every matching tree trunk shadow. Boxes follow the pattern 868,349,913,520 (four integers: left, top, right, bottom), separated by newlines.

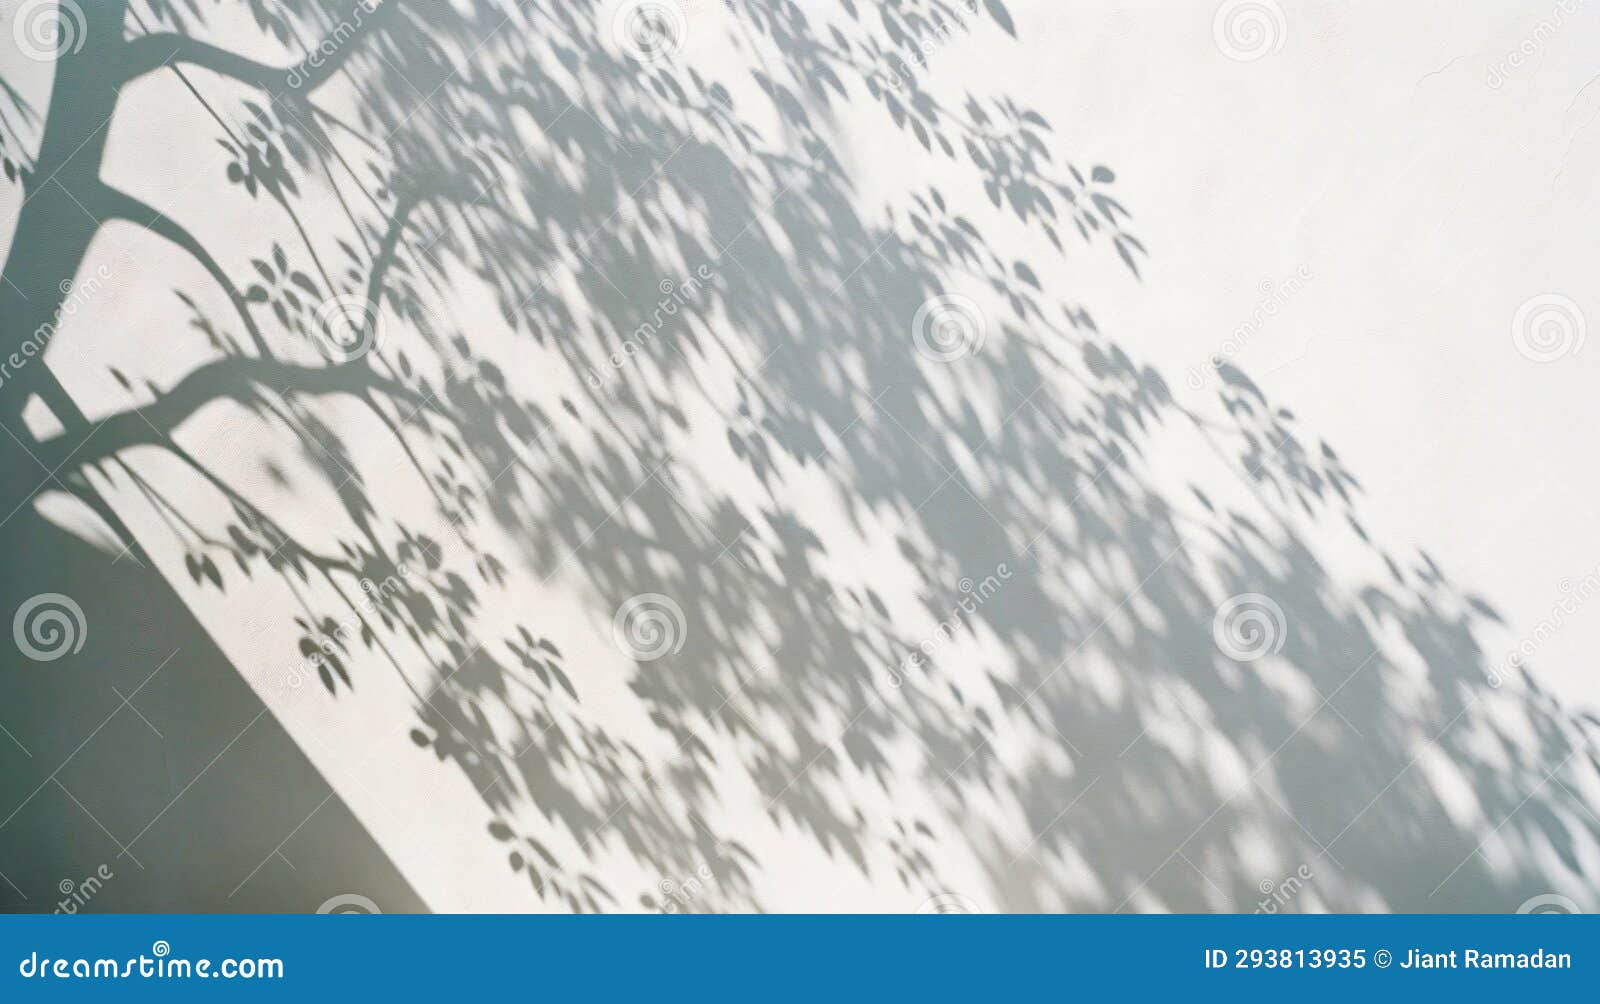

0,433,424,913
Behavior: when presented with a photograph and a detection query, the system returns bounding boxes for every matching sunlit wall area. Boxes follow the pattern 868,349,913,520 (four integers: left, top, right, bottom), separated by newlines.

0,1,1596,914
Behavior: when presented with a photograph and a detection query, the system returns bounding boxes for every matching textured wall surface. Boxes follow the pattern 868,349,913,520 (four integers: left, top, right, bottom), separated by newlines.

0,0,1597,914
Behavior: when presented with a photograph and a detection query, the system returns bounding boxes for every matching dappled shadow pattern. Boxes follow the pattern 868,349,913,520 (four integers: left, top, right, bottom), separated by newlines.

2,0,1597,911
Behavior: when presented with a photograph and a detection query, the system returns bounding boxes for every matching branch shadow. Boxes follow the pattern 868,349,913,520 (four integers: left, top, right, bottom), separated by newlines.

0,0,1595,912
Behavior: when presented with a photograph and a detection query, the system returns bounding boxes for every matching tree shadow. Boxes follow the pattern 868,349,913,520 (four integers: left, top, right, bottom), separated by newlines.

0,0,1595,912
